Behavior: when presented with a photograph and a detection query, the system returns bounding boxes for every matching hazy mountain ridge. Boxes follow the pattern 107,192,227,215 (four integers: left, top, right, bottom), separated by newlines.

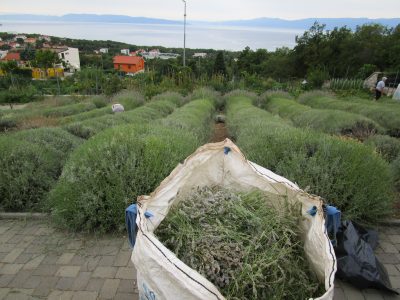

0,14,399,30
0,14,181,25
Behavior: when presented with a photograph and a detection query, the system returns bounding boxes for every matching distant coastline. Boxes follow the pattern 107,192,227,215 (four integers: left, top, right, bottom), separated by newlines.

0,13,399,31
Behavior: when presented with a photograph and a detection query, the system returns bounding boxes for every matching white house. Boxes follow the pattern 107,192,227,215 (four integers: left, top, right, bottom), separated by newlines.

121,49,130,55
14,35,27,41
53,47,81,71
99,48,109,54
40,35,51,42
193,53,207,58
158,53,180,60
0,50,8,59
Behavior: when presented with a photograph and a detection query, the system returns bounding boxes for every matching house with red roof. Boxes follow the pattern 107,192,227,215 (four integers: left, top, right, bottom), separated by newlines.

24,38,37,45
2,52,21,62
1,52,23,67
113,56,145,74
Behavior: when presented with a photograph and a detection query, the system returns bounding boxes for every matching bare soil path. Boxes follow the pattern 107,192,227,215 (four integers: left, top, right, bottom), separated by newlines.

210,115,229,143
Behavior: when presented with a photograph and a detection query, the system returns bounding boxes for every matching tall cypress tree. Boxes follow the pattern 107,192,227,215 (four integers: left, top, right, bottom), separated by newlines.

213,51,227,76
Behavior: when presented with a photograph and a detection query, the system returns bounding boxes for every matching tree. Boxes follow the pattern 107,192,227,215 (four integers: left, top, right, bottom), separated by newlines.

20,46,36,61
213,51,227,76
33,50,60,68
0,44,11,51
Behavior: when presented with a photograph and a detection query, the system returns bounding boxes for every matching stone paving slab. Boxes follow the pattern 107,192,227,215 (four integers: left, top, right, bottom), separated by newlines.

2,219,400,299
0,219,138,300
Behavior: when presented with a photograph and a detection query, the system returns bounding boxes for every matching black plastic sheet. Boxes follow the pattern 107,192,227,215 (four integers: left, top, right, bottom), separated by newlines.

335,220,398,294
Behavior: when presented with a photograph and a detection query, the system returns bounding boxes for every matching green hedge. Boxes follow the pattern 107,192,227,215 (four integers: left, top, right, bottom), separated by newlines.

60,106,113,124
0,97,101,131
365,135,400,163
0,128,83,211
47,98,215,232
391,157,400,191
64,99,177,139
112,90,145,110
161,99,214,141
226,93,394,223
299,92,400,137
262,92,382,138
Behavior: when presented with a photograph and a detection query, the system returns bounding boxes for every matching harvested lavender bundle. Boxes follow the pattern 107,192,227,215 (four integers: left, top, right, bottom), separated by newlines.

156,186,324,299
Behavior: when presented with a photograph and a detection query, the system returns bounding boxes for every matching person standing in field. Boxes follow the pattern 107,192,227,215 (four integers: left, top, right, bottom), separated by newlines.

375,76,387,100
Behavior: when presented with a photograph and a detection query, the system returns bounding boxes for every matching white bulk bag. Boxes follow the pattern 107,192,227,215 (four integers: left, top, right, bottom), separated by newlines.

112,103,125,113
131,139,336,300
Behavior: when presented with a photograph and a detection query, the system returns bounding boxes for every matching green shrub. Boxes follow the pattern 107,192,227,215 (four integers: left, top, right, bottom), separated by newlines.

226,95,394,223
0,117,17,131
299,91,400,137
391,157,400,191
161,99,214,141
152,91,185,106
0,99,101,131
329,78,364,90
60,106,113,124
47,99,215,232
307,68,329,88
0,86,40,105
0,128,83,211
112,90,145,110
189,87,221,104
262,93,382,138
64,99,177,139
10,127,83,172
91,95,108,108
41,102,97,118
26,96,77,109
0,137,59,211
365,135,400,162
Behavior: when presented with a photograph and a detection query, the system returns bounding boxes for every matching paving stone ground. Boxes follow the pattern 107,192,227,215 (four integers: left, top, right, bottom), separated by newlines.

1,219,400,299
0,219,138,300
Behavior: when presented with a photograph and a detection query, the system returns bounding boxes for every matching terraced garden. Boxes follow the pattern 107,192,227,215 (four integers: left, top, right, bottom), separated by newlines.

1,88,400,232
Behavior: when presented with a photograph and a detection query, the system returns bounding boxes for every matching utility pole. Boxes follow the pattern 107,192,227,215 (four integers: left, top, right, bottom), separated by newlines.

182,0,187,67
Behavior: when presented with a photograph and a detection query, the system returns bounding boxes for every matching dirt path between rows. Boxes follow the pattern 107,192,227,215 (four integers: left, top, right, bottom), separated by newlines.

210,117,229,143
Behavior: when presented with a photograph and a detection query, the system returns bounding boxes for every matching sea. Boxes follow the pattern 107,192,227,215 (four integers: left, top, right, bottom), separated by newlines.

0,21,303,51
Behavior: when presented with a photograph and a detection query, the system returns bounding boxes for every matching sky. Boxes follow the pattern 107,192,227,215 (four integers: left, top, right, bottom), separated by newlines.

1,0,400,21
